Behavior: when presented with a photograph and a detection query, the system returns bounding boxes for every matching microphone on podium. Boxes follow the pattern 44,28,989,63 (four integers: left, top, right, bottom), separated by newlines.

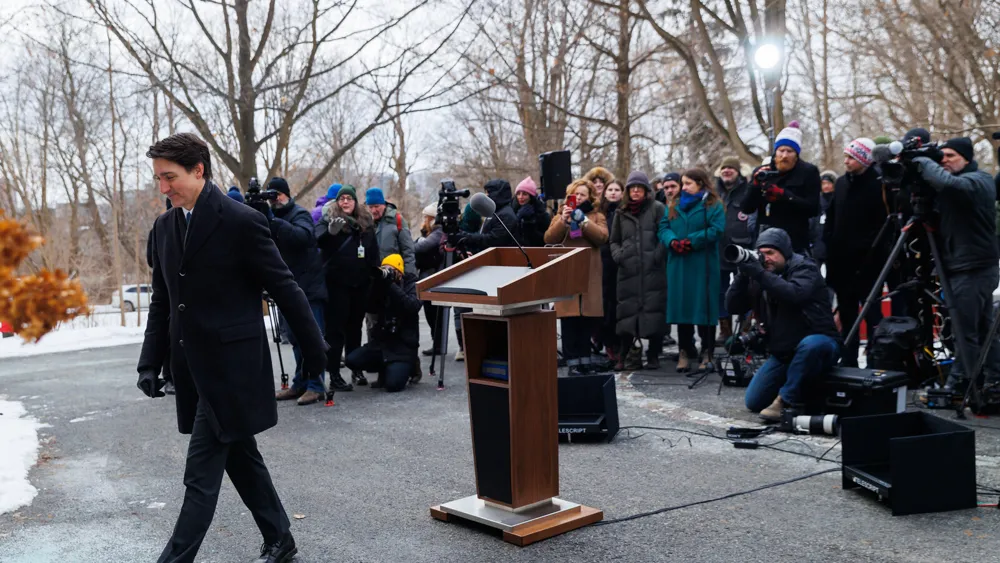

469,192,533,268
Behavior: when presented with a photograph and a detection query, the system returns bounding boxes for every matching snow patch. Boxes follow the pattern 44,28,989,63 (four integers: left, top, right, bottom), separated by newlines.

0,313,146,358
69,416,96,424
0,397,43,514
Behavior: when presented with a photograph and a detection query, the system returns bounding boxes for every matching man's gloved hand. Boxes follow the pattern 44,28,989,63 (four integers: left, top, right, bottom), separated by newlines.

450,232,470,248
737,257,766,279
137,370,165,398
328,217,347,235
302,343,329,381
764,186,787,203
752,166,772,187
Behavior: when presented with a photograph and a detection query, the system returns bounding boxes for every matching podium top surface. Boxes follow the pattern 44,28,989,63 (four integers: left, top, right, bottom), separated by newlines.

417,247,590,309
428,266,532,297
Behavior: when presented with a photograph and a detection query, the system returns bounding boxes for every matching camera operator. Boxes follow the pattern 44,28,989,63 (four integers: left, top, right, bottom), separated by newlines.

742,121,821,254
824,138,888,368
263,177,329,405
345,254,421,391
910,136,1000,390
726,228,841,420
451,179,522,251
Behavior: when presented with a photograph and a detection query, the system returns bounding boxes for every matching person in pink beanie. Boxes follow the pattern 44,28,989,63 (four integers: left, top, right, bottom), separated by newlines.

513,176,551,246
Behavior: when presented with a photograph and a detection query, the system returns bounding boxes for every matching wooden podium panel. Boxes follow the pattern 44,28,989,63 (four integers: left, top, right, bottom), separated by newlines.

463,310,559,508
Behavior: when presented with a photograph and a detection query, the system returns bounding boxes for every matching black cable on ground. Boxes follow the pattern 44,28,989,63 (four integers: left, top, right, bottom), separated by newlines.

595,468,839,526
620,425,842,463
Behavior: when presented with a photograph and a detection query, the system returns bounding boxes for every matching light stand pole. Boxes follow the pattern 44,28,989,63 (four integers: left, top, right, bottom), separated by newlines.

754,42,782,154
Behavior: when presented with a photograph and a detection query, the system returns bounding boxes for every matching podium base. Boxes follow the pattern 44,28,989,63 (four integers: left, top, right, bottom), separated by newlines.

430,495,602,546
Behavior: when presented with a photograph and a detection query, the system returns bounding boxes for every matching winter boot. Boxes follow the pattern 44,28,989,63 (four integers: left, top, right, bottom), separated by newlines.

677,350,691,373
352,370,368,387
329,373,354,392
623,343,644,371
759,396,785,422
719,318,733,342
698,350,714,372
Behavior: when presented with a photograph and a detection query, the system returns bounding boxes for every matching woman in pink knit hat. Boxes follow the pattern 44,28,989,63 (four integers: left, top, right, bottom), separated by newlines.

512,176,551,246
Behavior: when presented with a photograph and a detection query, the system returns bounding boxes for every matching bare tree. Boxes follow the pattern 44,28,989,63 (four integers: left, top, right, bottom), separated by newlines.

89,0,474,198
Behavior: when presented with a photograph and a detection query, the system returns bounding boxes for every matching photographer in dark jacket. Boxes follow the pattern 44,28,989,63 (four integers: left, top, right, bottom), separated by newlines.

717,156,754,341
267,177,329,405
452,179,522,250
346,254,422,391
742,121,821,253
313,185,380,392
824,139,887,367
912,137,1000,389
726,228,841,420
512,177,550,246
415,203,446,356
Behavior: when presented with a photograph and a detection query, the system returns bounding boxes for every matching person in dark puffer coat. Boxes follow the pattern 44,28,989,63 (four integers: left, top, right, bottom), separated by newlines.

611,171,667,371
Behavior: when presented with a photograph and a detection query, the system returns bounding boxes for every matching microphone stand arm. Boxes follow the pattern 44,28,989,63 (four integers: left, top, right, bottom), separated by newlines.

493,213,533,268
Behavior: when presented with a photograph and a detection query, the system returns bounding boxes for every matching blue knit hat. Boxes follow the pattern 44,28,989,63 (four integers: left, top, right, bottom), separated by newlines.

365,187,386,206
774,120,802,155
326,183,342,200
227,186,244,204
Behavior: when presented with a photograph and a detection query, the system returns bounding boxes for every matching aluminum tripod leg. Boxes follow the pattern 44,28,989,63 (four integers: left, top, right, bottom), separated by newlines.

844,220,913,349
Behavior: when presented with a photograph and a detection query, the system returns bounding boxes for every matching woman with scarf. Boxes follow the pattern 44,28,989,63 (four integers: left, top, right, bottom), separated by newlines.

658,168,725,373
544,179,609,375
610,172,667,371
315,185,380,391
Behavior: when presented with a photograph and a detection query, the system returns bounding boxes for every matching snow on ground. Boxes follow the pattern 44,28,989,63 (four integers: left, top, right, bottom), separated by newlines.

0,398,43,514
0,309,147,359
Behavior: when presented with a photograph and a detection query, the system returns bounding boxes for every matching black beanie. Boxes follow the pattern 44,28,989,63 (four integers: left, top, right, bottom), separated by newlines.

942,137,974,163
268,177,291,197
903,128,931,144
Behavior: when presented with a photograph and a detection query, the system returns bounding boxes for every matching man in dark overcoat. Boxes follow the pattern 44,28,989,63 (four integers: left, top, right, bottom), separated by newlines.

136,133,326,563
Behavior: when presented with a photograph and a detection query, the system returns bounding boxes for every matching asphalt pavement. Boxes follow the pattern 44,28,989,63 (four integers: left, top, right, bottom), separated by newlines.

1,324,999,563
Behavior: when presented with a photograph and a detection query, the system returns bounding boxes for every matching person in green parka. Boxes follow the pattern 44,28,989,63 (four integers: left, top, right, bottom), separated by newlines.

658,168,726,372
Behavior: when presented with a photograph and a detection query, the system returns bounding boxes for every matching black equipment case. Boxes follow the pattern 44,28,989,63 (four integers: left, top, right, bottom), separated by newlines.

822,367,908,417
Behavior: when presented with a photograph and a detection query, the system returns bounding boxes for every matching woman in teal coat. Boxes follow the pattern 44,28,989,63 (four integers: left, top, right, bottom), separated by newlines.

657,168,726,372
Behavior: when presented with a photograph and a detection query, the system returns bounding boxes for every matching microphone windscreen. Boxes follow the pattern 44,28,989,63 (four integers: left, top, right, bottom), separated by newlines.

871,144,895,163
469,192,496,217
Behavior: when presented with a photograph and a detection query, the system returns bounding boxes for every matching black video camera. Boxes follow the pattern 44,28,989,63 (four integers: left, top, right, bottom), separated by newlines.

437,180,470,236
245,177,279,205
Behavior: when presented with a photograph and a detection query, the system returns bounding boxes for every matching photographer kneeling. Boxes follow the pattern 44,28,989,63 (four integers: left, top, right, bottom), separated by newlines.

345,254,421,392
726,228,841,420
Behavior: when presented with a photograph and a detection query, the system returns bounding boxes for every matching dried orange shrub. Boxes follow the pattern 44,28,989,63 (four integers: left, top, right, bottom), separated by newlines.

0,210,90,342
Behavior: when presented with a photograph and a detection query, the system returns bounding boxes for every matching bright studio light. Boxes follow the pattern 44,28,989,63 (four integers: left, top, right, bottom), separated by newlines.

754,43,781,70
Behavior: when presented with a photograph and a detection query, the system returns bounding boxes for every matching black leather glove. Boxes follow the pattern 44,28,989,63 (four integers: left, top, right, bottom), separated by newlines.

137,370,166,398
737,258,766,279
450,232,470,248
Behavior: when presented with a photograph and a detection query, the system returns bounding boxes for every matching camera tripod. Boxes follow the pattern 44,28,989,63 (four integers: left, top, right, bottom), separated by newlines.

428,242,458,390
263,293,291,390
844,209,988,417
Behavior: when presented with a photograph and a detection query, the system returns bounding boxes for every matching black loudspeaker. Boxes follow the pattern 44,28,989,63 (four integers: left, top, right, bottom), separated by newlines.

841,412,976,516
539,150,572,201
557,374,619,443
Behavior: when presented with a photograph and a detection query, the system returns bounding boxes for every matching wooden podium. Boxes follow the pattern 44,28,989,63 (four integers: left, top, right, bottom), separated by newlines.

418,247,604,546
